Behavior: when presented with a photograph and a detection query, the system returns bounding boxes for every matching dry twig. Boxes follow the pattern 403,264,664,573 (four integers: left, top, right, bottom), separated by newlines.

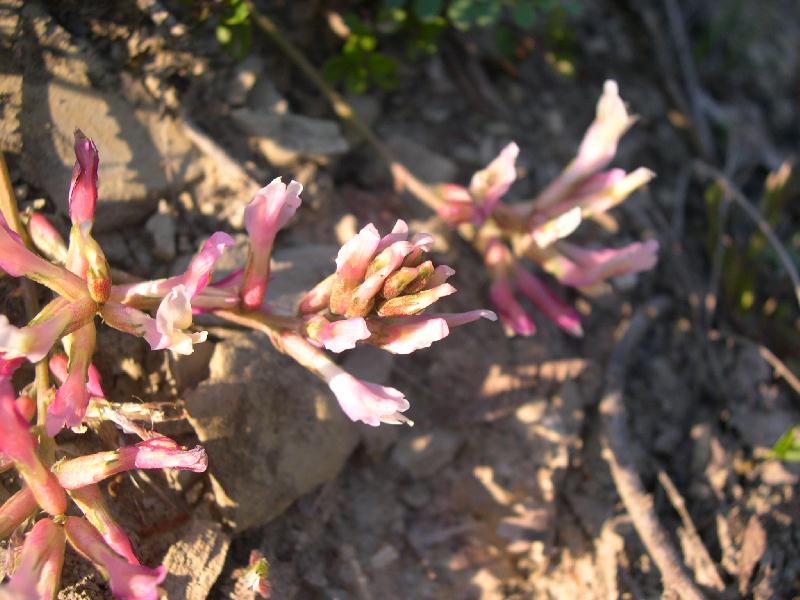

657,469,726,591
599,297,705,600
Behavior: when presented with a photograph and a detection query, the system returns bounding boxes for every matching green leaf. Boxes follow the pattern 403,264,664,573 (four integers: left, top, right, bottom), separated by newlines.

222,0,250,25
511,1,537,29
772,425,800,461
413,0,443,21
216,24,232,45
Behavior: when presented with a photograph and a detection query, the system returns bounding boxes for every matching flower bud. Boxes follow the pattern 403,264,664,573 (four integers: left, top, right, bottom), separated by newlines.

69,130,99,225
0,487,37,540
54,436,207,489
64,516,166,600
0,518,65,599
27,213,67,264
69,485,139,565
241,178,303,310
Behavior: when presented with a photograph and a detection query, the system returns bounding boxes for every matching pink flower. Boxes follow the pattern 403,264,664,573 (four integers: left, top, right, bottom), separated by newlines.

181,232,236,298
0,361,66,515
366,316,449,354
489,276,537,337
54,436,207,489
0,217,88,300
27,213,68,264
241,178,303,310
101,286,207,355
108,232,236,309
514,265,583,337
469,142,519,223
530,167,654,245
45,323,97,436
437,184,475,226
557,240,659,288
69,485,139,565
68,129,99,225
316,317,371,353
1,518,65,600
532,80,636,211
0,296,96,363
327,371,411,426
297,274,335,315
271,331,412,426
64,516,166,600
330,224,381,308
0,486,37,540
366,308,498,353
50,353,106,398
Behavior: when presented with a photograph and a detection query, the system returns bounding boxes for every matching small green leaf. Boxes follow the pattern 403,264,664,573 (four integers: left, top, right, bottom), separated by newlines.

216,24,232,45
772,425,800,461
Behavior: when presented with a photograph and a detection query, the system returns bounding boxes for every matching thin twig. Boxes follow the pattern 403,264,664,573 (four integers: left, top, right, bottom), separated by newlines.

694,161,800,311
599,296,705,600
662,0,715,160
657,469,726,591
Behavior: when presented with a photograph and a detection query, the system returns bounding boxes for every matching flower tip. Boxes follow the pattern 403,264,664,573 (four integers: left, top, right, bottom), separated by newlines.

480,310,498,322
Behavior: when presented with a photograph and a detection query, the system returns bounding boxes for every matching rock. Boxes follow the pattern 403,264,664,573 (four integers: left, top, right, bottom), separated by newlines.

391,429,464,479
370,544,399,569
17,4,198,232
145,199,177,262
231,108,350,167
186,330,359,531
247,77,288,115
386,135,457,184
162,517,231,600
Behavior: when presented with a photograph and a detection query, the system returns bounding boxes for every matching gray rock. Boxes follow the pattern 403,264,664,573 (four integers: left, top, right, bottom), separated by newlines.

391,429,464,479
17,4,198,232
265,245,337,314
162,516,231,600
145,200,177,262
186,330,359,531
232,108,350,167
386,135,457,184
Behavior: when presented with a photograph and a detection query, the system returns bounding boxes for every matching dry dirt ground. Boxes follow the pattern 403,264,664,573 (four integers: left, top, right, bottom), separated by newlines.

1,0,800,598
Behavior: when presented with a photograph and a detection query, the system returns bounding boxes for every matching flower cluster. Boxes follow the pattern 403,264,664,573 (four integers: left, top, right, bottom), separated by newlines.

438,81,659,336
0,128,491,597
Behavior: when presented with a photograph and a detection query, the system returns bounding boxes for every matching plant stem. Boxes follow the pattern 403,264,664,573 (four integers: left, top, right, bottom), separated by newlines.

0,152,51,425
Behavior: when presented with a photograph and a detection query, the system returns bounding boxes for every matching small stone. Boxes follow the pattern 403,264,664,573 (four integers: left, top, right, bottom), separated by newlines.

145,199,177,262
345,93,380,128
391,429,464,479
161,516,231,600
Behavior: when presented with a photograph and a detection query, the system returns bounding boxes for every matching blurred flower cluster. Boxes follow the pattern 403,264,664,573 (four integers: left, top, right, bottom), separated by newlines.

0,131,491,597
437,80,659,336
